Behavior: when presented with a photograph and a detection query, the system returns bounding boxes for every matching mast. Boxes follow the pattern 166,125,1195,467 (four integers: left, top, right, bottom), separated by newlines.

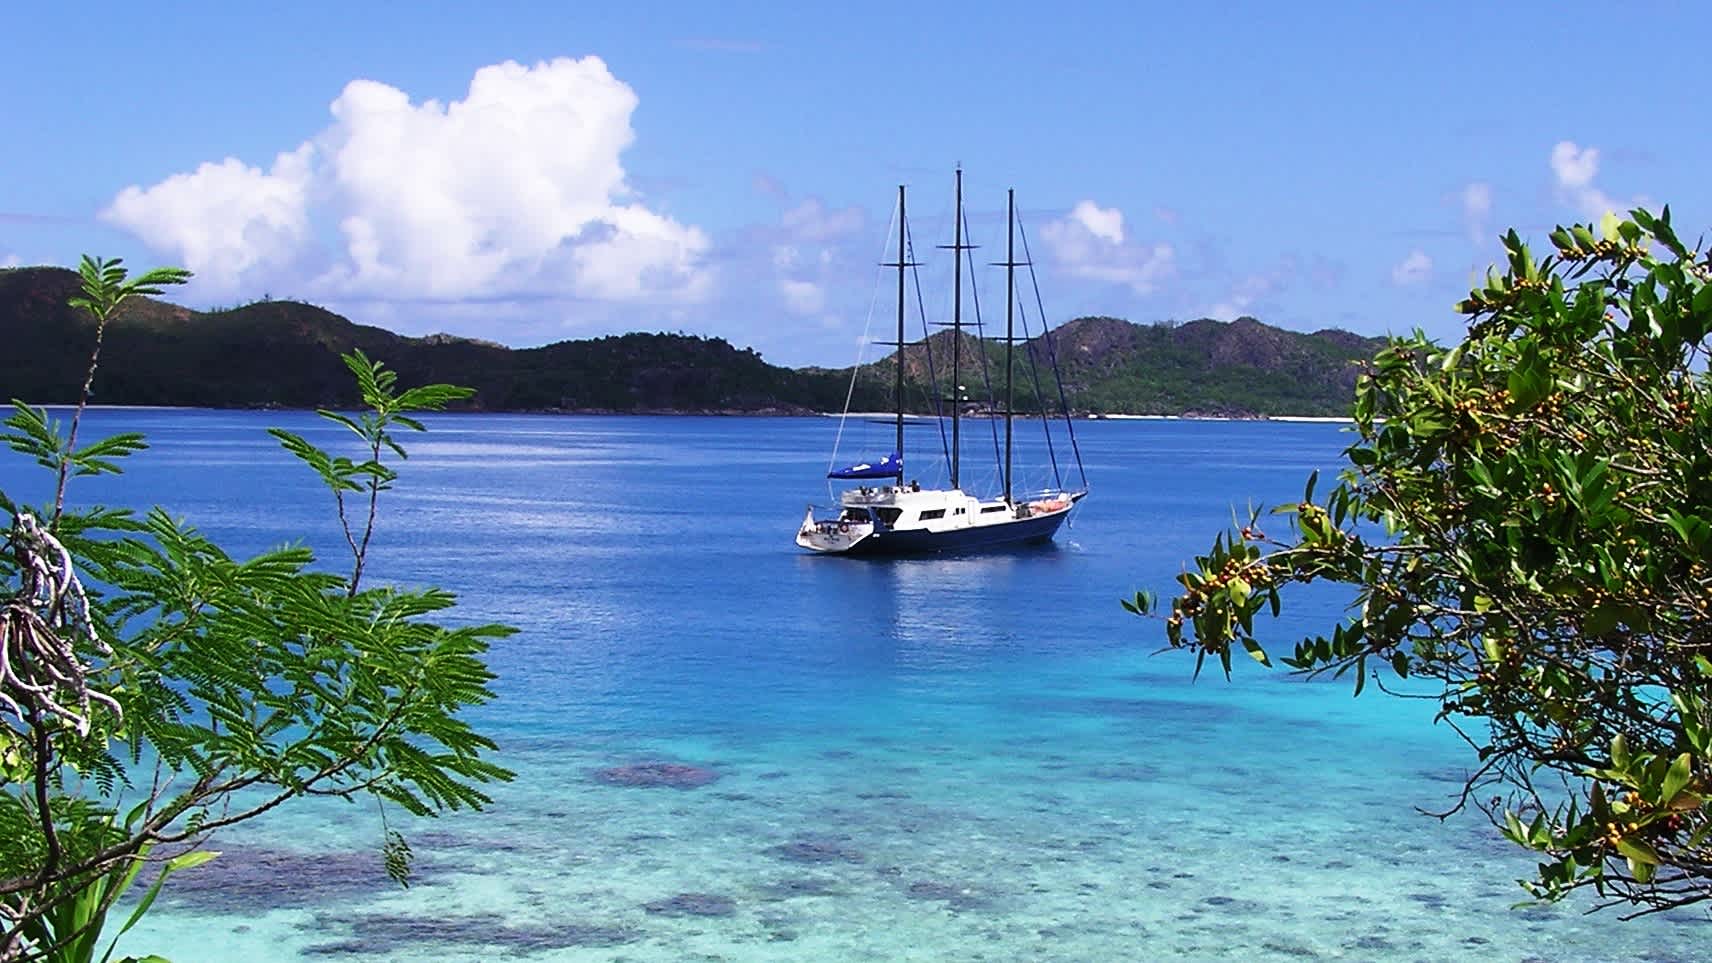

950,168,963,490
894,185,906,484
1004,188,1015,504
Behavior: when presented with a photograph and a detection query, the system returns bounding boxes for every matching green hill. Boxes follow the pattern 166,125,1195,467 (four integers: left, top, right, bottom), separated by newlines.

0,266,1382,417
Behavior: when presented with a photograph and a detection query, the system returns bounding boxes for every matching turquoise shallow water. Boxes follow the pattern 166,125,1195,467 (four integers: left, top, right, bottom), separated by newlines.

5,411,1707,961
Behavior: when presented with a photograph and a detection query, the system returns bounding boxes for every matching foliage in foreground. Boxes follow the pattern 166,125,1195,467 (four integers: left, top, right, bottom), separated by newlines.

1131,209,1712,915
0,257,513,961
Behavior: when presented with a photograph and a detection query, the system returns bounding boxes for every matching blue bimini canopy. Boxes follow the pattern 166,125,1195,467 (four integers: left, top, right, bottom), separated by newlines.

828,452,902,480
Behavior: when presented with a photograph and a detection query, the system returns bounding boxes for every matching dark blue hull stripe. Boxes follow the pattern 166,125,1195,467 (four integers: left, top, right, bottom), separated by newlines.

843,510,1070,556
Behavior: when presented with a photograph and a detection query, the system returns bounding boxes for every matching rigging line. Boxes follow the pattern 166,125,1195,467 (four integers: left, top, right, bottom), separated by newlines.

960,202,1004,483
1017,211,1089,491
917,179,958,476
828,198,900,498
1014,271,1064,490
905,222,953,475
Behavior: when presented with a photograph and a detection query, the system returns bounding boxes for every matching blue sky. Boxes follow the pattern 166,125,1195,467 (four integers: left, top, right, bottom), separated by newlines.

4,1,1706,366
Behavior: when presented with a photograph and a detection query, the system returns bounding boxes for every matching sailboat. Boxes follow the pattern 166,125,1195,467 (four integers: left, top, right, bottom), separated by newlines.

796,170,1088,556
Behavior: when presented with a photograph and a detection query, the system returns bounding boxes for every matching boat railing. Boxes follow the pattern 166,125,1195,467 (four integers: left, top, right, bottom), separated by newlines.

839,484,911,505
802,509,873,539
805,502,877,525
1014,487,1076,502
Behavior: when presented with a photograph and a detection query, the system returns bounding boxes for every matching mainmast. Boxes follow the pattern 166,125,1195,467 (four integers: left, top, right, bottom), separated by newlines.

1004,188,1015,504
894,185,906,484
949,169,964,489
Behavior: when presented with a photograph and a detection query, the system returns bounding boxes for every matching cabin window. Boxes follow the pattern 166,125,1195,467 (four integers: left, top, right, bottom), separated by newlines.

918,509,946,520
875,507,903,526
980,505,1005,514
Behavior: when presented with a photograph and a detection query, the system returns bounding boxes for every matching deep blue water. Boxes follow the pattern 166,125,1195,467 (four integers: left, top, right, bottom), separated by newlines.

4,411,1702,961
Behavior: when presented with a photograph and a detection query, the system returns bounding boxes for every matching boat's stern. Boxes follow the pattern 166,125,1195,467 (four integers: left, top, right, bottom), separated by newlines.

795,505,875,554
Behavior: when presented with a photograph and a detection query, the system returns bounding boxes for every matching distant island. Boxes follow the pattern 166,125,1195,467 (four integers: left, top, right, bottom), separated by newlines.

2,266,1383,417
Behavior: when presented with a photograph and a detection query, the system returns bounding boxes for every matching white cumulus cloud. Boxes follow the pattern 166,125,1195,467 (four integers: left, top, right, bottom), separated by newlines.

780,197,864,242
1391,249,1433,286
1065,200,1125,244
1206,257,1322,322
1208,272,1283,321
1461,182,1492,244
106,149,315,298
778,278,825,316
1551,142,1599,189
1040,200,1174,294
1550,141,1625,221
103,57,712,314
760,192,860,323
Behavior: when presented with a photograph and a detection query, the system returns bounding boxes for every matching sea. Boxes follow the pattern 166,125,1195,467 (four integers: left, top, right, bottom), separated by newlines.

3,410,1704,962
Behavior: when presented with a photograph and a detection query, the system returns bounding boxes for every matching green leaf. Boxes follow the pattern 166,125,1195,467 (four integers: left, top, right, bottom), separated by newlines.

1507,343,1549,410
1504,810,1526,843
102,849,217,962
1240,636,1271,667
1464,460,1496,493
1662,753,1693,804
1584,604,1621,637
1615,835,1660,868
165,850,220,873
316,409,366,438
1665,510,1711,551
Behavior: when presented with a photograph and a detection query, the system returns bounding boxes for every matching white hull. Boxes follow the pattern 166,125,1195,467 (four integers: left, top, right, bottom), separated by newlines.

797,485,1082,555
